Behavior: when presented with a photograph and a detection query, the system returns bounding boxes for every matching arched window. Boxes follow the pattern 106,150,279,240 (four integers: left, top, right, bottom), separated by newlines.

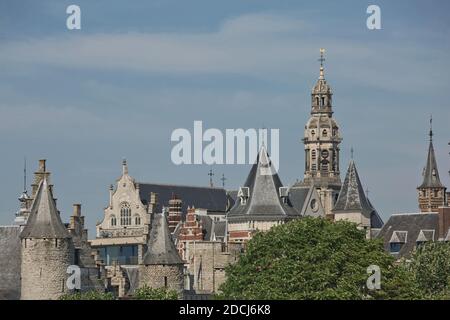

316,97,320,106
322,129,328,137
134,215,141,225
311,149,316,161
110,215,117,227
321,96,325,106
120,202,131,226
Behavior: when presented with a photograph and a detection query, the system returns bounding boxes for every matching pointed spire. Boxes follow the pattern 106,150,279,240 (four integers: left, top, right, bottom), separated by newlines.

142,212,183,265
228,145,298,219
419,120,444,189
333,160,375,220
20,178,71,239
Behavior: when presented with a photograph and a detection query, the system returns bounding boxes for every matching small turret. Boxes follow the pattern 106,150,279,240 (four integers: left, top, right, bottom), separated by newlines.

20,173,74,300
139,211,184,294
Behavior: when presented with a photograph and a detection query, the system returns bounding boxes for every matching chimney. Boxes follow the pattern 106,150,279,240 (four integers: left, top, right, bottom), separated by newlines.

438,206,450,239
73,204,81,217
38,159,46,172
148,192,158,214
168,194,182,233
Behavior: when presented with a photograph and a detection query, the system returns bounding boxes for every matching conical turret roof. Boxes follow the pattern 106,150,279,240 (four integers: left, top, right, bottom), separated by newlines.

333,160,381,227
20,178,71,239
142,212,183,265
419,140,444,189
228,145,298,221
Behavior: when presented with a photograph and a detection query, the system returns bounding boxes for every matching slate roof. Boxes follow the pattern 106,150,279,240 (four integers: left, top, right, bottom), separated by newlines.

20,178,71,239
142,212,183,265
333,160,383,228
228,146,299,222
418,139,444,189
138,183,228,214
0,226,21,300
377,212,439,258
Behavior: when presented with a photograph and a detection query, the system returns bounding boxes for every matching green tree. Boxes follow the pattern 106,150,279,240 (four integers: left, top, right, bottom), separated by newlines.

59,291,115,300
407,241,450,299
218,217,421,300
133,285,179,300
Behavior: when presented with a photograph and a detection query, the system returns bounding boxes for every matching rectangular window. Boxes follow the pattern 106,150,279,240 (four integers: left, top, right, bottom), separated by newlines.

389,243,402,253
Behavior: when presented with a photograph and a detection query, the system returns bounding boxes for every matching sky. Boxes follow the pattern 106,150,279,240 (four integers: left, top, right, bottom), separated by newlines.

0,0,449,236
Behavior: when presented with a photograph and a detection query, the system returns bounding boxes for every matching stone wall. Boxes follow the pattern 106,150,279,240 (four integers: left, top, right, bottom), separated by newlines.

139,264,184,294
21,238,74,300
185,241,241,294
0,226,21,300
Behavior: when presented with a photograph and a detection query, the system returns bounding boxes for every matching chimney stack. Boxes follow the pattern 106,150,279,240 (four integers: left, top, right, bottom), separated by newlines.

73,204,81,217
38,159,46,172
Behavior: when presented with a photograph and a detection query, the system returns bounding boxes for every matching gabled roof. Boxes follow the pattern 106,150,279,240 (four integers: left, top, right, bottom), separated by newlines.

142,212,183,265
333,160,383,228
377,212,439,258
138,183,228,214
227,146,299,221
418,140,444,189
20,178,71,239
287,184,325,217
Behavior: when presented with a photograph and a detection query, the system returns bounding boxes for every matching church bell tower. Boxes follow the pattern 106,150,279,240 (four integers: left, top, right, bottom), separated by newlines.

300,49,342,216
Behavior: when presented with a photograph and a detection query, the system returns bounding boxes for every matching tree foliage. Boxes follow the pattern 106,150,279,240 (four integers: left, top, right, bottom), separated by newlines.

407,241,450,299
59,290,115,300
218,217,422,300
133,285,179,300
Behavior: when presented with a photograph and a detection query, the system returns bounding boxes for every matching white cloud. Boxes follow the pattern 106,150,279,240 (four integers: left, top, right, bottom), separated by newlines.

0,12,448,93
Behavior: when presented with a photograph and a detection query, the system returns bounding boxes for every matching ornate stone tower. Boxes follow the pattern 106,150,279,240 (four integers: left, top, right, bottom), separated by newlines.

300,49,342,217
417,119,447,212
20,176,74,300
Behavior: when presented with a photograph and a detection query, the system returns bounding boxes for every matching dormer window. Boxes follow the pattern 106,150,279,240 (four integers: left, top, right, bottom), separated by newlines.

389,231,407,254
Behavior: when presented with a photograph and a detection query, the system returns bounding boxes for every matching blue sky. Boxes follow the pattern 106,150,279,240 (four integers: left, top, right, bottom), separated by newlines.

0,0,449,236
